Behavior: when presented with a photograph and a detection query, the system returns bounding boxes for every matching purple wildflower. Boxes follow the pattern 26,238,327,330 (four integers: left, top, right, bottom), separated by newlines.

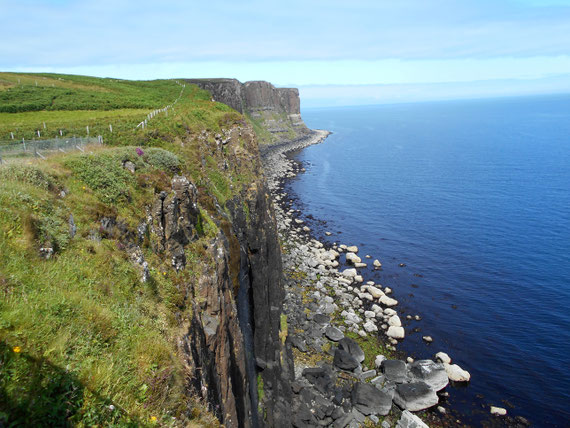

136,147,144,157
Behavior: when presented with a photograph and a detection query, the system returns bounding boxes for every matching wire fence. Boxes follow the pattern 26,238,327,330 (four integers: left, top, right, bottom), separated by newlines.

0,136,103,164
135,81,186,130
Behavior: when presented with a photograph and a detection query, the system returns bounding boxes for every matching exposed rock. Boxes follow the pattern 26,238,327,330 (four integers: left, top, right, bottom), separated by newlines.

346,252,362,264
325,326,345,342
490,406,507,416
363,321,378,333
444,363,471,382
381,360,408,383
122,160,136,173
374,355,387,369
380,295,398,306
342,268,358,278
388,315,402,327
422,336,433,343
393,382,439,411
338,337,365,363
313,313,331,325
435,352,451,364
290,335,308,352
367,285,385,299
347,245,359,253
351,382,392,416
409,360,449,391
302,366,334,394
334,349,360,371
387,326,405,339
373,259,382,268
395,410,429,428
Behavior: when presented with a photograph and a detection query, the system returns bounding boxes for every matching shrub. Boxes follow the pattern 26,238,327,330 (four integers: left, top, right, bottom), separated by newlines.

0,164,57,190
142,148,180,172
65,153,134,204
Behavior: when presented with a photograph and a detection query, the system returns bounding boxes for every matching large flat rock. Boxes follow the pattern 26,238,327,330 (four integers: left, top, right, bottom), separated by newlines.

394,382,439,411
338,337,365,363
381,359,408,383
351,382,392,416
409,360,449,391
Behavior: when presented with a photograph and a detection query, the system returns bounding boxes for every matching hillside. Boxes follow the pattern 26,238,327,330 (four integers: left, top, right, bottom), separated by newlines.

0,73,292,426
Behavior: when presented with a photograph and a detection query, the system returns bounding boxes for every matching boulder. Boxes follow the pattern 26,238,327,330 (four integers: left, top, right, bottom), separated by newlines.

409,360,449,391
313,313,331,325
302,366,334,395
395,410,429,428
380,295,398,306
290,335,308,352
373,259,382,268
381,360,408,383
342,268,358,278
334,349,360,371
387,326,405,339
393,382,439,411
367,285,385,299
444,363,471,382
351,382,392,416
422,336,433,343
435,352,451,364
490,406,507,416
338,337,365,363
347,245,359,253
346,252,362,264
388,315,402,327
325,326,345,342
363,321,378,333
374,355,387,369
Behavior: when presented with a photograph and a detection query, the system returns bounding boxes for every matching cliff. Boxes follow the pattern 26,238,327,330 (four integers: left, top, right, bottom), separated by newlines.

0,74,296,427
186,78,312,146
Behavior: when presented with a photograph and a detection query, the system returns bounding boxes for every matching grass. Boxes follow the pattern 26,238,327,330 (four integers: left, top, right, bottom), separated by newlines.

0,72,261,426
344,331,395,369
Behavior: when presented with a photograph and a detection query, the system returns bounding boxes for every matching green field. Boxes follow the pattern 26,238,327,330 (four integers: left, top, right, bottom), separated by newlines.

0,72,190,144
0,72,256,426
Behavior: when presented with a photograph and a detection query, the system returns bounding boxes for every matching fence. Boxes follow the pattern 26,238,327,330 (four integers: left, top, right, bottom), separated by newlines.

135,81,186,130
0,136,103,164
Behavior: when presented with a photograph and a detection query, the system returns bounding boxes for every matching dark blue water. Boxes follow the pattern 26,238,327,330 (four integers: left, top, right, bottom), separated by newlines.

289,95,570,426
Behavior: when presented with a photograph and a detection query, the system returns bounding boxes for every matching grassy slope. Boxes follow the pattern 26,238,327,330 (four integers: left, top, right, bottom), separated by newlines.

0,73,256,426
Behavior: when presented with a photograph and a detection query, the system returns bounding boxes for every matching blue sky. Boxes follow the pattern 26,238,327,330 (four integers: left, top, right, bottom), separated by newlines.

2,0,570,106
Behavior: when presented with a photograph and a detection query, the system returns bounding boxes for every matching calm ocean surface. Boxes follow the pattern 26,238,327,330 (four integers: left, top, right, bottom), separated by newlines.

288,95,570,426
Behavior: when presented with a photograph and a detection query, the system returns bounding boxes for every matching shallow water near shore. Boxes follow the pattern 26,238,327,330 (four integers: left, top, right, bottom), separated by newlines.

286,95,570,426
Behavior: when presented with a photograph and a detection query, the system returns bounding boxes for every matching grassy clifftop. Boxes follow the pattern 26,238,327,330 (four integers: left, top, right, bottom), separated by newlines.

0,73,263,426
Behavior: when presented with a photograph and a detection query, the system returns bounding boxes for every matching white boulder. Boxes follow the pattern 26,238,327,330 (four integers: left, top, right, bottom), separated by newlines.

345,252,361,264
387,326,405,339
388,315,402,327
435,352,451,364
444,363,471,382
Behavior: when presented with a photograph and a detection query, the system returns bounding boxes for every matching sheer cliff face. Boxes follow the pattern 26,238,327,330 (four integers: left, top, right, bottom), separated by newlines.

149,122,292,427
186,79,310,145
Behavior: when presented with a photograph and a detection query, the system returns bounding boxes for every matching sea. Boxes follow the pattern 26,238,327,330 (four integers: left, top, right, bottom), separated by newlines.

286,94,570,426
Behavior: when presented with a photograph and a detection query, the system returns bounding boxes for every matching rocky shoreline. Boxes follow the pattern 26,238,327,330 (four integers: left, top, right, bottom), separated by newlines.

261,132,528,428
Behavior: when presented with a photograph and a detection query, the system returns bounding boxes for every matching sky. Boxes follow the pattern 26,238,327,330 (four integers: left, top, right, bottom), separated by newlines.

2,0,570,106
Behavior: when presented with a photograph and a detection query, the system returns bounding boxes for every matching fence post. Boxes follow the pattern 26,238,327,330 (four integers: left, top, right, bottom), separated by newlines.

10,132,14,139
